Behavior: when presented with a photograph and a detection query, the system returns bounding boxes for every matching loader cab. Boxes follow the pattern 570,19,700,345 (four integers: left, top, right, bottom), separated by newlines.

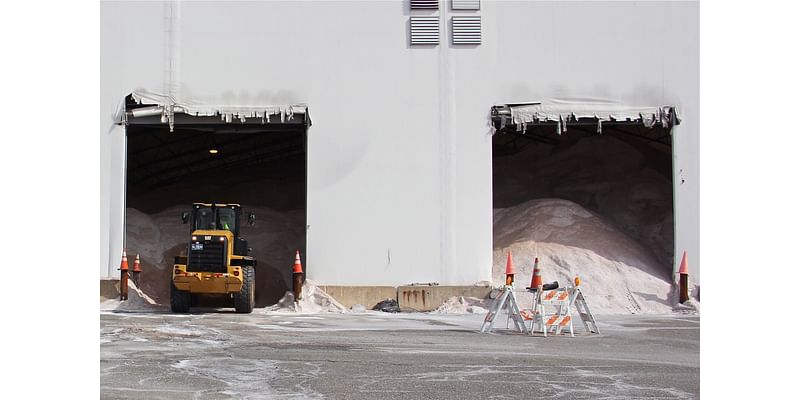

181,203,255,255
193,204,239,235
181,203,255,235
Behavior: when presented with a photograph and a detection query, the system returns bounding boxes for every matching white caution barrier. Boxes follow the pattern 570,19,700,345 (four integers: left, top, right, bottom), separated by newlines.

523,285,599,337
480,285,528,334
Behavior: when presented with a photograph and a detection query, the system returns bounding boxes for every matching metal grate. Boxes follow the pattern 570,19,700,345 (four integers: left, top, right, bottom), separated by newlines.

451,0,480,11
410,0,439,10
188,237,228,273
410,17,440,45
451,16,481,45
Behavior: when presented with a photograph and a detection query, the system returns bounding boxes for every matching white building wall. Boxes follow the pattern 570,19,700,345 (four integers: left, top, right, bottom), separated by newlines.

100,1,166,277
100,1,699,284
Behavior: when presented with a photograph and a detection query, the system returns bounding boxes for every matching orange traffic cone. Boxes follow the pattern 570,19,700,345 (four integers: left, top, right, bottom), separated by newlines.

293,250,304,301
119,250,129,272
293,250,304,274
678,251,689,303
574,275,581,287
678,251,689,275
132,254,141,286
530,257,543,290
119,250,129,301
505,251,515,286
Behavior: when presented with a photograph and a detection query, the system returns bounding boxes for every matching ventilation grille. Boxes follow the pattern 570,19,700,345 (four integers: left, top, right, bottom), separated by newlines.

410,17,440,45
188,238,227,273
451,0,480,10
451,16,481,45
410,0,439,10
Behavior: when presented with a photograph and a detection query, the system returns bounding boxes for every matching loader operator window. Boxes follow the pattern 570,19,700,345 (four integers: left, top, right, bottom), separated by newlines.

194,208,215,230
218,209,236,232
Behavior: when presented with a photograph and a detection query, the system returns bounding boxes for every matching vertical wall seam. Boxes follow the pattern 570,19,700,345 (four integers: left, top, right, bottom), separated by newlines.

438,2,457,284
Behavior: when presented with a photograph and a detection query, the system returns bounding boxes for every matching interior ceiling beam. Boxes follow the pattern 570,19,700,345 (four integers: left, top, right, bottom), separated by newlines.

522,125,561,144
128,131,207,157
128,134,272,172
130,135,302,186
559,123,670,147
495,126,558,144
603,125,671,147
647,134,672,145
518,134,558,145
224,147,303,170
137,145,304,189
128,128,304,170
150,131,197,175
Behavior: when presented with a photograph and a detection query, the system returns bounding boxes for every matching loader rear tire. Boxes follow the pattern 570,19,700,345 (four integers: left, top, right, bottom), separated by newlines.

170,283,191,313
234,266,255,313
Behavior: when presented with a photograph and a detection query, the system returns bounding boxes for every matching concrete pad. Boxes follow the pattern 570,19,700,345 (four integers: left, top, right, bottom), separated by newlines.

398,285,492,312
101,312,700,399
100,278,120,300
318,286,397,309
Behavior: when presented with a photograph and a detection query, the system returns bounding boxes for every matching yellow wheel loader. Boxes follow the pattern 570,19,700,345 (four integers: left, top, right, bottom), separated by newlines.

171,203,257,313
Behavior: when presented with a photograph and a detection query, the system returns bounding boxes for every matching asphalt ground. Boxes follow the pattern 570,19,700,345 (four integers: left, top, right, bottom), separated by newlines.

100,310,699,399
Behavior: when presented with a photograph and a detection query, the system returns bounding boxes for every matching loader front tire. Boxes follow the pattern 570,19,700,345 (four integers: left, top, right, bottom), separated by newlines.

234,266,255,313
170,283,191,313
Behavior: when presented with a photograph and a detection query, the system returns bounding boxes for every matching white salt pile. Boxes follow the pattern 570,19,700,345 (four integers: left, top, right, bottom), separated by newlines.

259,280,347,314
99,280,166,312
350,304,367,313
493,131,674,268
431,296,488,314
493,198,677,314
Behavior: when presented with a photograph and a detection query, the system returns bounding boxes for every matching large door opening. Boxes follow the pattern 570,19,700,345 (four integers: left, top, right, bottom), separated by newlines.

491,104,677,313
123,95,309,308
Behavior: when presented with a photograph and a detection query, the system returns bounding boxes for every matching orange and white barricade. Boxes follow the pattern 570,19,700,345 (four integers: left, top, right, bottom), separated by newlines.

480,252,529,335
569,286,600,334
480,284,529,334
530,287,575,337
522,284,599,337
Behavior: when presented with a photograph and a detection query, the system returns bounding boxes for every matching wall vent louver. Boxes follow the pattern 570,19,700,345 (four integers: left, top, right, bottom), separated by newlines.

451,0,480,11
452,16,481,45
410,0,439,10
410,16,440,45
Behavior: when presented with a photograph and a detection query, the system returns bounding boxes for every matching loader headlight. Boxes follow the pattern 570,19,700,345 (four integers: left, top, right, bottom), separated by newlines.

192,236,197,241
